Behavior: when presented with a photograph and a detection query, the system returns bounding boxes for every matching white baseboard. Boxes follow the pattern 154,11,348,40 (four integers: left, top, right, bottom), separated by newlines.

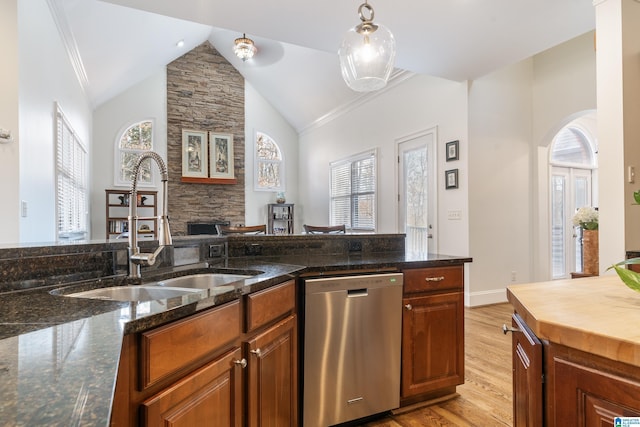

466,288,509,307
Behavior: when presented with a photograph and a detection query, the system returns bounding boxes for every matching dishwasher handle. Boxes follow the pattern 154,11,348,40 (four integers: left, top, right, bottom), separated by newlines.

347,288,368,297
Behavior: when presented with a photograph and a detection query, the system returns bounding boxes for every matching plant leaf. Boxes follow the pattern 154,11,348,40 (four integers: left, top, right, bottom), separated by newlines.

634,190,640,205
612,257,640,267
609,264,640,292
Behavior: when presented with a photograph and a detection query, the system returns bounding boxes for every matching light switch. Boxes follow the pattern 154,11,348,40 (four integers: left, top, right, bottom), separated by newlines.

629,166,636,184
21,200,27,218
447,210,462,220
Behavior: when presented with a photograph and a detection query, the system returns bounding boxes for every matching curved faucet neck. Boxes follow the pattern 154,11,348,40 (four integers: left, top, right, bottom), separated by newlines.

128,152,172,279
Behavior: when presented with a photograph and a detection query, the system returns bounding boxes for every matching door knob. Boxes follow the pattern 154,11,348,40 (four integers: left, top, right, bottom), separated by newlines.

234,358,247,368
250,348,262,357
404,304,412,310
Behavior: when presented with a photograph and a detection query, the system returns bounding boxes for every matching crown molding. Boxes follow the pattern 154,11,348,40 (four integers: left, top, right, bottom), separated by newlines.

46,0,90,97
299,69,415,135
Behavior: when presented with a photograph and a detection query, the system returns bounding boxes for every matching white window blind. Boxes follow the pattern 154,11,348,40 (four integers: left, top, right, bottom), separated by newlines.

56,105,88,240
330,150,376,231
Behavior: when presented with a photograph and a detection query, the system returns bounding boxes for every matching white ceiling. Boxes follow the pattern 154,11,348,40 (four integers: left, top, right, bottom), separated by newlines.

59,0,595,133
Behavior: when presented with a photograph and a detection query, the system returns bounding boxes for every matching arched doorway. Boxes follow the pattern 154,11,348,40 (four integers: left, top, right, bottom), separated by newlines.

549,113,598,279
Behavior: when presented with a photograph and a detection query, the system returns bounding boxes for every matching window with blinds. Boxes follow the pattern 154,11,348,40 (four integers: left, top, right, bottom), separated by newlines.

55,104,88,240
330,150,376,231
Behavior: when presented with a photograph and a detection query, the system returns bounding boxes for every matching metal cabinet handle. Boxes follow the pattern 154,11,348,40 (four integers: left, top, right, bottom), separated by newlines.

502,324,521,335
234,358,247,368
404,304,412,310
250,348,262,357
425,276,445,282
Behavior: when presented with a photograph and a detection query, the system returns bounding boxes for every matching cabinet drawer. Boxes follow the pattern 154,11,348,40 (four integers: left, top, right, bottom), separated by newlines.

245,280,295,333
140,300,241,389
403,266,463,294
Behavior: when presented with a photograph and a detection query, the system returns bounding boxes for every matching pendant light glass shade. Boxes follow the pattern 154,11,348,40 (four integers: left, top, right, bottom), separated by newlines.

234,33,257,61
339,2,396,92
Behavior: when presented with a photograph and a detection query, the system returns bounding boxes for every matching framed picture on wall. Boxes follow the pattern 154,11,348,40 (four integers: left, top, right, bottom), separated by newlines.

446,140,459,161
181,129,208,178
445,169,459,189
209,133,235,179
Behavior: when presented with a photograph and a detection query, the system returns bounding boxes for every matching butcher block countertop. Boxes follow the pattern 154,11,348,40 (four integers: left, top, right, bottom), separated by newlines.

507,275,640,368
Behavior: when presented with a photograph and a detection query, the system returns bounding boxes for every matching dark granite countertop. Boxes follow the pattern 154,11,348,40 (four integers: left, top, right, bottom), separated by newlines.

0,252,470,426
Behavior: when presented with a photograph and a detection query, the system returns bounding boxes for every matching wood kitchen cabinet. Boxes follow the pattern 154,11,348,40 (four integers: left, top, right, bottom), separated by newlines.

245,315,297,427
142,348,243,426
511,312,640,426
509,313,543,427
244,280,298,427
110,279,298,426
400,265,464,405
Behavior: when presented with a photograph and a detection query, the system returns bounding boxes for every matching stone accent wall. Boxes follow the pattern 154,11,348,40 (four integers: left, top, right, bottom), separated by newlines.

166,42,245,235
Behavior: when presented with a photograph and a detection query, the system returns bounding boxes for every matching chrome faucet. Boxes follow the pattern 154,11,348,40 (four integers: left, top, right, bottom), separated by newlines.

128,151,172,279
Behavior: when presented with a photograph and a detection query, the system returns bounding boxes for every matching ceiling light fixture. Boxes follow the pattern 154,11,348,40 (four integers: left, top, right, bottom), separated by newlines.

234,33,257,61
339,1,396,92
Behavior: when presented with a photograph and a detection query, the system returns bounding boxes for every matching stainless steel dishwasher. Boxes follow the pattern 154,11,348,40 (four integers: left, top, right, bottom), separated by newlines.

303,272,403,427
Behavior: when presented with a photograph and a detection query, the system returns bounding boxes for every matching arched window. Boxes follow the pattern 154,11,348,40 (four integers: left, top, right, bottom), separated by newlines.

114,119,154,187
549,119,598,279
255,131,284,191
550,127,595,166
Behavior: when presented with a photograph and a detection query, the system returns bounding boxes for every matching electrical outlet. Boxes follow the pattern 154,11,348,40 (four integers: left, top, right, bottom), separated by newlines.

511,271,517,282
244,243,262,256
447,210,462,220
208,244,224,258
348,240,363,252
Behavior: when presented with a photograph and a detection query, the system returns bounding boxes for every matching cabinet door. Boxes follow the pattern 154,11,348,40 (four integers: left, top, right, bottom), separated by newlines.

511,313,543,427
246,314,298,427
142,348,243,427
401,291,464,398
552,355,640,425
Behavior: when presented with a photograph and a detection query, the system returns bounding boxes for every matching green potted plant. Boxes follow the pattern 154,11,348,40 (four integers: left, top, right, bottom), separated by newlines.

610,190,640,291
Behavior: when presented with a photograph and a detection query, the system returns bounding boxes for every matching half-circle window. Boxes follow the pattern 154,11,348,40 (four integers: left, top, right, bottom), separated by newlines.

550,127,595,167
115,120,154,186
255,131,284,191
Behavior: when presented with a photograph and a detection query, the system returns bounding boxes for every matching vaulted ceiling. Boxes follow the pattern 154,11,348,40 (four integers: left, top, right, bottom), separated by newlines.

59,0,595,133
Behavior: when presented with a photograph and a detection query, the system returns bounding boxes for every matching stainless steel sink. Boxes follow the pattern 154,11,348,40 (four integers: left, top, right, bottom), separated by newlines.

155,273,252,289
64,285,206,302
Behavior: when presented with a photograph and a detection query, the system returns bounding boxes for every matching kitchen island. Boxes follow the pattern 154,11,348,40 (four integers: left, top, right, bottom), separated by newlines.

0,235,471,426
507,275,640,425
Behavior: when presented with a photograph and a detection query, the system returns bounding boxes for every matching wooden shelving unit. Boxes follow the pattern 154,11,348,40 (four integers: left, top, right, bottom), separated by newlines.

105,189,157,241
267,203,294,235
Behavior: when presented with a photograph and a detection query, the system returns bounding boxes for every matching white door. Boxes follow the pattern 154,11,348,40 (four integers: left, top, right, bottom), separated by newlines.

550,166,592,279
398,130,437,255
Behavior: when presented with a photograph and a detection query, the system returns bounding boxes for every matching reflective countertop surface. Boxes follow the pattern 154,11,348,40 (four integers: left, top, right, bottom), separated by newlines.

0,252,470,425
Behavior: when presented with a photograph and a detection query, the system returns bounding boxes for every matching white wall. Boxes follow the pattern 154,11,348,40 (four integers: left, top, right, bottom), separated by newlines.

0,0,20,244
18,0,92,243
91,69,167,239
531,32,597,281
468,60,534,306
297,32,596,307
244,82,299,231
298,75,469,256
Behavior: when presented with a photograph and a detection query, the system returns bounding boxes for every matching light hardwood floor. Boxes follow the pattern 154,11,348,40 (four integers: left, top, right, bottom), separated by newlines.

361,303,514,427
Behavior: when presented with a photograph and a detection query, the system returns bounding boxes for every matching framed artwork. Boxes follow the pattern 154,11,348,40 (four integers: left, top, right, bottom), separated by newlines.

446,140,459,161
181,129,208,178
445,169,459,189
209,133,235,179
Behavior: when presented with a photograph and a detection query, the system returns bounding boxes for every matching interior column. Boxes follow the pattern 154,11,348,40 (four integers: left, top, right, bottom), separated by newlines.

594,0,640,270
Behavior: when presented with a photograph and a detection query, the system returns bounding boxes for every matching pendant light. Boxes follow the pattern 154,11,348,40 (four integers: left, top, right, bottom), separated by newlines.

234,33,257,61
339,1,396,92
